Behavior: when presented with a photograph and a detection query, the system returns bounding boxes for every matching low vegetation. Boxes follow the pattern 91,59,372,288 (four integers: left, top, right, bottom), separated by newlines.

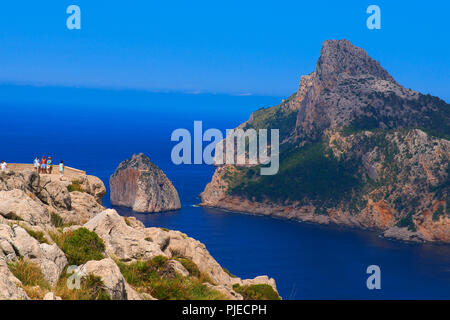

174,257,201,278
243,94,298,142
118,256,224,300
432,205,446,222
222,267,238,278
232,284,281,300
55,269,111,300
22,226,50,244
8,259,50,299
396,212,417,231
59,228,105,265
230,142,360,206
51,212,65,228
67,181,84,193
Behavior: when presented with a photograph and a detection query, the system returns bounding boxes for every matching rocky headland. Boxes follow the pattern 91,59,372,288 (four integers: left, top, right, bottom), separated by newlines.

110,153,181,213
0,168,279,300
201,39,450,244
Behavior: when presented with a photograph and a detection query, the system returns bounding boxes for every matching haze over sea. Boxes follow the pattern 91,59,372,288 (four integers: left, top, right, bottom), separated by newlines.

2,84,449,299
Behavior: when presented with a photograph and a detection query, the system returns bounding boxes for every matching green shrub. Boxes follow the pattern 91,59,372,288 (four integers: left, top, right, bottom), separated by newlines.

62,228,105,265
67,182,84,193
230,143,360,205
175,257,201,278
397,212,417,231
232,284,281,300
432,205,445,222
342,115,380,135
118,256,224,300
222,267,238,278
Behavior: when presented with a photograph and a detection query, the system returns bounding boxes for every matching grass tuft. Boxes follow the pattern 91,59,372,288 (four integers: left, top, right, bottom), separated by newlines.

232,284,281,300
51,212,64,228
60,228,105,265
54,268,111,300
67,181,84,193
118,256,224,300
8,258,50,299
22,226,50,245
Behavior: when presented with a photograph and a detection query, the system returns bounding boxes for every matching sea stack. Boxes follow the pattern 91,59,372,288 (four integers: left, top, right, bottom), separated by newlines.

110,153,181,213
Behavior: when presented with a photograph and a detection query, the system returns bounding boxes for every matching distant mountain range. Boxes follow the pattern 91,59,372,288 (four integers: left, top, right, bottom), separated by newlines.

201,39,450,243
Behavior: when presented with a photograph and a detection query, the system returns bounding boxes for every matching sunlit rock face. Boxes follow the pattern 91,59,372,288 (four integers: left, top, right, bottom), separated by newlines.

110,153,181,213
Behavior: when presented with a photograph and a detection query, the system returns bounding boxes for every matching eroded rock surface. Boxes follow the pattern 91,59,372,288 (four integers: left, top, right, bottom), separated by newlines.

110,153,181,213
201,39,450,243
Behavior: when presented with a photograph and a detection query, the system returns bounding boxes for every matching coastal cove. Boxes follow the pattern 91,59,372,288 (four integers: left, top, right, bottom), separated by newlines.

2,86,450,299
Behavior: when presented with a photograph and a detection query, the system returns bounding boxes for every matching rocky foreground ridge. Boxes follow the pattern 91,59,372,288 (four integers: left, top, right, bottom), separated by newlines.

0,169,278,300
110,153,181,213
201,39,450,243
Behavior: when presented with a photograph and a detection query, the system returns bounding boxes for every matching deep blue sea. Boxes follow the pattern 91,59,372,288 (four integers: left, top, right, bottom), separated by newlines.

1,85,449,299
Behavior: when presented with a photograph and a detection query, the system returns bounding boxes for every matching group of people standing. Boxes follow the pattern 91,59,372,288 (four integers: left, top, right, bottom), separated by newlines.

33,157,65,179
0,158,65,180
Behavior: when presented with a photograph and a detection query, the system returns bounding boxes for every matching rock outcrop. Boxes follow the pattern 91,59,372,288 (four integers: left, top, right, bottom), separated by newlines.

80,258,142,300
0,224,68,286
0,259,29,300
83,209,165,262
201,39,450,243
110,153,181,213
0,168,278,300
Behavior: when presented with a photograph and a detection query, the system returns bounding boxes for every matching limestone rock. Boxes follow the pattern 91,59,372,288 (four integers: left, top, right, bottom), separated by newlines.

43,292,62,300
82,209,279,297
80,258,142,300
0,224,67,286
167,259,189,277
110,153,181,213
0,189,50,226
205,283,243,300
383,226,427,243
73,175,107,204
201,39,450,244
66,191,105,224
0,170,40,193
0,259,29,300
84,209,164,262
37,175,72,210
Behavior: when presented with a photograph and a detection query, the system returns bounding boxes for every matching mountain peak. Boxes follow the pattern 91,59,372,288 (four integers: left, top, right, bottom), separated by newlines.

316,39,394,83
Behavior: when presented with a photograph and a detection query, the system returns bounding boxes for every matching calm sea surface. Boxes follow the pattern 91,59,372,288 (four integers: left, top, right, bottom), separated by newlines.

2,85,449,299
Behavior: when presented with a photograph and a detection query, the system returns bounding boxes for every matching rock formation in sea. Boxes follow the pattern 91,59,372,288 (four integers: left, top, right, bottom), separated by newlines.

201,39,450,243
110,153,181,213
0,168,279,300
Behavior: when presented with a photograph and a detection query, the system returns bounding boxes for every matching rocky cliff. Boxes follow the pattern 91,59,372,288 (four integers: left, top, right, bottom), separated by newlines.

0,169,278,300
110,153,181,213
201,39,450,243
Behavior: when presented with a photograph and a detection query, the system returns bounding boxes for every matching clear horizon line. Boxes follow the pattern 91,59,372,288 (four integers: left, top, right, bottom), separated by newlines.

0,80,289,98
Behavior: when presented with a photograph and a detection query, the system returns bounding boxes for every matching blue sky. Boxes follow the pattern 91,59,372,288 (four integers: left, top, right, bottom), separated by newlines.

0,0,448,99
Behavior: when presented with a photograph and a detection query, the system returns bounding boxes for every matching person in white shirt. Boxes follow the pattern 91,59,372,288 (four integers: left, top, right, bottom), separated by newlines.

59,161,65,181
0,161,7,172
33,157,40,173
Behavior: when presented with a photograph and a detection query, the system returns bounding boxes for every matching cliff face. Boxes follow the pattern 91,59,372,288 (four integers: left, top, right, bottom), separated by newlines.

201,39,450,243
0,169,279,300
110,153,181,213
